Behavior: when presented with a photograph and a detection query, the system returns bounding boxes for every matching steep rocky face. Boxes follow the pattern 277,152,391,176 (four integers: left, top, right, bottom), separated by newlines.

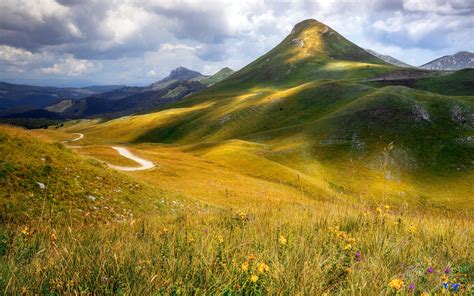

420,51,474,70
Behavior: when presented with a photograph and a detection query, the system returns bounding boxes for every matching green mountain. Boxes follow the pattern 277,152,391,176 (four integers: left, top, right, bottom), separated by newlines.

216,19,391,90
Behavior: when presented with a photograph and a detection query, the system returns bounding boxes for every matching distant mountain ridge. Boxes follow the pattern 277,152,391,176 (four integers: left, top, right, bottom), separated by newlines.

420,51,474,70
0,82,125,116
57,66,234,119
0,66,235,126
365,49,412,67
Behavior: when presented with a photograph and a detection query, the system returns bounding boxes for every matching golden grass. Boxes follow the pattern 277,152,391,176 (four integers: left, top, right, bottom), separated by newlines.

1,126,473,294
2,201,472,294
288,25,325,62
322,61,386,71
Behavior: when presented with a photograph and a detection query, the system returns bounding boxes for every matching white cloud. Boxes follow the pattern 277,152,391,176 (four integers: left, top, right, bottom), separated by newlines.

0,0,472,86
373,12,405,33
160,43,198,52
146,69,156,77
0,45,34,63
104,3,153,44
41,56,101,76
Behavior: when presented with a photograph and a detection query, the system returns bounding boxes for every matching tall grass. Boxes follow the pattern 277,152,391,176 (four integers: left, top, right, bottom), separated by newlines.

1,201,472,295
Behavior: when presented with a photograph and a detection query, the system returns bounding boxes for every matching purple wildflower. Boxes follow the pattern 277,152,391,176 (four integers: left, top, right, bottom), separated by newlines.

409,283,415,290
426,267,434,273
444,266,451,274
355,251,361,261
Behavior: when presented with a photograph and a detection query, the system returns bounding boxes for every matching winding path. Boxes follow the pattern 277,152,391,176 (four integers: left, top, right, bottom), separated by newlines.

65,132,155,171
70,133,84,142
107,146,155,171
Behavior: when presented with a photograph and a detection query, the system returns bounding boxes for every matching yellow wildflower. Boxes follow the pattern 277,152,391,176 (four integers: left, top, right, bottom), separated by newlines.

347,237,356,244
376,207,383,214
241,261,249,272
217,235,224,244
441,274,449,283
388,278,404,291
50,230,57,243
21,226,29,236
408,225,417,233
250,275,259,283
345,267,352,274
344,244,352,250
247,254,256,261
421,292,430,296
257,262,270,273
238,211,246,219
384,204,390,210
278,235,287,246
337,231,347,239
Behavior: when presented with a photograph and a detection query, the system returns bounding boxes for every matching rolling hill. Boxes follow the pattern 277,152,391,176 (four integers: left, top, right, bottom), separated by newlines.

63,19,473,210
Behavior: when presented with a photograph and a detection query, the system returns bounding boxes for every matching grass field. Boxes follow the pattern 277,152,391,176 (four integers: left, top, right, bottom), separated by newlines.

1,19,473,294
1,122,473,294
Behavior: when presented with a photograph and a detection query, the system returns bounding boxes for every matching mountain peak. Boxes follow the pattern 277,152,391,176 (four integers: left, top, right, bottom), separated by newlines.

283,19,383,65
291,19,327,34
220,19,387,87
163,67,203,82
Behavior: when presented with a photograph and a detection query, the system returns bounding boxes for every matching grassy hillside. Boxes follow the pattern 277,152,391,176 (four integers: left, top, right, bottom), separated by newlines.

0,125,164,223
1,125,473,294
63,81,473,210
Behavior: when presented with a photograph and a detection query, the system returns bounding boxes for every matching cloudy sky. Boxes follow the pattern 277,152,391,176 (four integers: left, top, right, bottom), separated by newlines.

0,0,472,87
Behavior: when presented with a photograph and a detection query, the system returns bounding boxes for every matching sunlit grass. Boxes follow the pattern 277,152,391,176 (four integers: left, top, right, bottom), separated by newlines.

1,201,472,294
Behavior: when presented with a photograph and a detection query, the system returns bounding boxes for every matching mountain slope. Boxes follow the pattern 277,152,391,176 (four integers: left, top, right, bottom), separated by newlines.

365,49,412,67
420,51,474,70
